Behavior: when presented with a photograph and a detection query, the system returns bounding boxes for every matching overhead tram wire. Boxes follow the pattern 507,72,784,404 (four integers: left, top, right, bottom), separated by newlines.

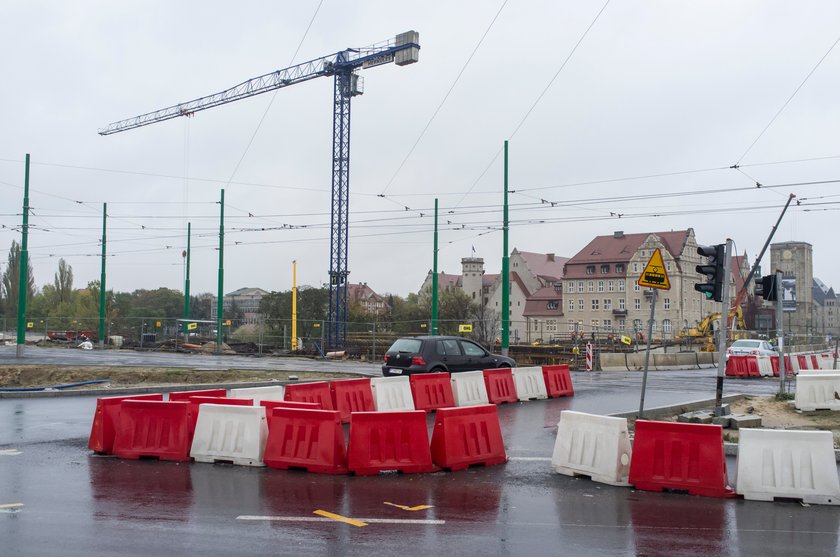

451,0,612,210
736,33,840,165
221,0,324,191
378,0,509,197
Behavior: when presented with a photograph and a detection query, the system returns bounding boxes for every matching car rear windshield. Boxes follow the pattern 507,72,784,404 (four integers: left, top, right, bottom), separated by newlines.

388,338,423,353
732,340,761,348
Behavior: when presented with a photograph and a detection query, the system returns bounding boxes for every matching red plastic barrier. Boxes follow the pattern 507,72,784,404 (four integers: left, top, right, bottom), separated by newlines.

410,372,455,411
811,355,820,369
261,400,321,411
628,420,735,498
347,411,437,475
430,404,507,471
112,400,194,462
264,408,347,474
798,355,810,370
186,396,253,435
542,365,574,397
725,356,750,377
330,378,375,423
168,388,227,401
482,368,518,404
770,356,795,377
88,393,163,454
284,381,335,411
745,357,760,377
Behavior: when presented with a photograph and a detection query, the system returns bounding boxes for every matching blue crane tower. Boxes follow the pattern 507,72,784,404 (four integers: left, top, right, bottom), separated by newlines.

100,31,420,349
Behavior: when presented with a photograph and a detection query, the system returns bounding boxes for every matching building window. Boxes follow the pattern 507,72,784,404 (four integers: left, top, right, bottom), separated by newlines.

578,281,584,293
578,299,584,310
547,301,559,310
633,282,640,292
592,299,600,310
592,319,600,328
601,264,610,274
603,319,612,330
634,298,641,310
633,263,639,273
633,319,642,331
616,263,625,273
586,265,595,275
588,281,594,292
666,262,672,271
618,280,625,292
568,299,575,311
568,322,575,331
598,281,605,292
664,298,671,310
604,299,612,310
608,280,614,292
618,299,625,310
546,320,557,332
663,319,672,333
567,281,574,293
618,319,626,330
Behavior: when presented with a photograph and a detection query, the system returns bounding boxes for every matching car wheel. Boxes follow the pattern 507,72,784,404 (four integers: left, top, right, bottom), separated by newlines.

429,366,447,373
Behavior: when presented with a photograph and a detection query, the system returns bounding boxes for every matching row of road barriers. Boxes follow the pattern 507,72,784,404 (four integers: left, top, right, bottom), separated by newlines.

726,351,837,378
87,365,573,475
552,410,840,505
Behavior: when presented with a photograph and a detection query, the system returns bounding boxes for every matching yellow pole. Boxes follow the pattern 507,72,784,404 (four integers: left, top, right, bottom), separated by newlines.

291,260,298,351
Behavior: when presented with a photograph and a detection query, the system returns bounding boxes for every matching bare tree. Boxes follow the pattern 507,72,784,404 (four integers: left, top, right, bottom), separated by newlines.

54,258,73,304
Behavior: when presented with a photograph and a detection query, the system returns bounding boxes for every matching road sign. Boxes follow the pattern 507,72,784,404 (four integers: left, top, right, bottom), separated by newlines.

638,248,671,290
187,322,198,330
26,322,33,329
458,324,473,333
621,335,632,345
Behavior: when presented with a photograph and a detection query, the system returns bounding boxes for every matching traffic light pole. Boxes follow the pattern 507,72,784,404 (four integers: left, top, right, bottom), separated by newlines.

776,270,786,394
714,239,733,412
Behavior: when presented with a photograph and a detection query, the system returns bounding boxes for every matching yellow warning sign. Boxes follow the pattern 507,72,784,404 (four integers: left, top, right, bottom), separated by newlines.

621,335,632,346
638,248,671,290
458,324,473,333
187,322,198,330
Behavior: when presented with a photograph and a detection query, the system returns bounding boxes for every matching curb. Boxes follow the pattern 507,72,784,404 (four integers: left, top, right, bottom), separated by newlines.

1,379,303,399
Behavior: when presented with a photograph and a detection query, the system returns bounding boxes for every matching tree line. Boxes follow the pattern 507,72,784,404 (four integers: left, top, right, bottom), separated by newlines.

1,241,497,341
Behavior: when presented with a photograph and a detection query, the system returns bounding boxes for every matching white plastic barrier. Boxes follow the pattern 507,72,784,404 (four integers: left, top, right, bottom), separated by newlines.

756,356,774,377
819,354,836,371
788,355,801,374
511,366,548,401
795,374,840,411
190,404,268,466
229,385,285,405
736,428,840,505
450,370,490,407
370,376,415,411
551,410,632,487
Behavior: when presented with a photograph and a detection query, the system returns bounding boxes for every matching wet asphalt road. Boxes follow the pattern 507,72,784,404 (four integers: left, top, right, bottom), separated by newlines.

1,351,838,556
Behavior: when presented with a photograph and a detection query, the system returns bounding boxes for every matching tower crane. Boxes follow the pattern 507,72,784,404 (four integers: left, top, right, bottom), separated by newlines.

100,31,420,349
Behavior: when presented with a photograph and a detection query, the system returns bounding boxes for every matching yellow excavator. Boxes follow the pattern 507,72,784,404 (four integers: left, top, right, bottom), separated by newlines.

678,306,748,350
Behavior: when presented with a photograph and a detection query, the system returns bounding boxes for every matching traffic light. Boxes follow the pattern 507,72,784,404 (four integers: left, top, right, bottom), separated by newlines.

695,244,725,302
754,274,777,301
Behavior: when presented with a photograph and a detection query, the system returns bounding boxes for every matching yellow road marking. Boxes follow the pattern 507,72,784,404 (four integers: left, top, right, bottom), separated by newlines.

0,503,24,509
313,509,367,527
383,502,433,512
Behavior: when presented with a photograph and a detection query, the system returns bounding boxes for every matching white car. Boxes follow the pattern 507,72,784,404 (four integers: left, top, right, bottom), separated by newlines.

726,339,778,359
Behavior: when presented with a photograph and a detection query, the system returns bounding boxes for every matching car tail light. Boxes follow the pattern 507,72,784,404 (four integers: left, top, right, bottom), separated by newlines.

751,349,759,356
727,348,733,355
411,355,426,366
383,355,390,363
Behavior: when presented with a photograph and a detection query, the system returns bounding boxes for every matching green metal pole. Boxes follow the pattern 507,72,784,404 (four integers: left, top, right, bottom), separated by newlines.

183,222,191,339
15,154,31,358
216,190,225,354
501,141,510,356
431,198,439,335
98,203,107,348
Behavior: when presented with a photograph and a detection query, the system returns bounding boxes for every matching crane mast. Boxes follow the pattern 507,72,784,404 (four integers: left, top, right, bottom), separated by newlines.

100,31,420,349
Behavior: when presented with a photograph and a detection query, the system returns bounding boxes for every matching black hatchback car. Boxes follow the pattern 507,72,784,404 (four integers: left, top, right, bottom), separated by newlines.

381,335,516,376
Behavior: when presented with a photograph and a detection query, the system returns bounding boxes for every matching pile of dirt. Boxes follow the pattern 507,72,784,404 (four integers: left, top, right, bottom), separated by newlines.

727,395,840,445
0,365,356,389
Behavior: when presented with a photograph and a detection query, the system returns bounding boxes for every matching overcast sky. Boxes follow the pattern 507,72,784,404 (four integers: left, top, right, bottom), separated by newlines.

2,1,839,299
